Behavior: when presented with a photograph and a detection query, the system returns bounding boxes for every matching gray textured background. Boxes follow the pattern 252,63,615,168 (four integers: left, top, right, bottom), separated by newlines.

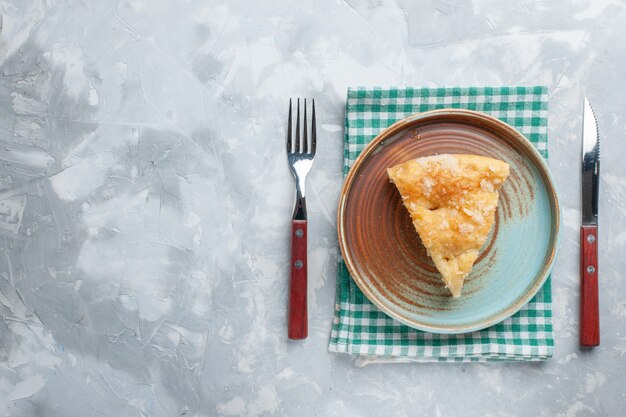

1,0,625,416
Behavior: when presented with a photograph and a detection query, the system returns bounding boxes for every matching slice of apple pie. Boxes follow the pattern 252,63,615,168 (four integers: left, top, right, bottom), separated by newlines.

387,154,510,297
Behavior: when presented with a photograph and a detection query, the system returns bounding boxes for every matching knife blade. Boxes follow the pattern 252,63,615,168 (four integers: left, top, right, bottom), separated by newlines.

580,97,600,347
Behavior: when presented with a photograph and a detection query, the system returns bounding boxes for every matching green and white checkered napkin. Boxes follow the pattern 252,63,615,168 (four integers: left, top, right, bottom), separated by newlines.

328,86,554,362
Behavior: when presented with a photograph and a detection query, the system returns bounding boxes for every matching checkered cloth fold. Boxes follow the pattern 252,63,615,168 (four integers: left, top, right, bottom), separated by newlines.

328,86,554,362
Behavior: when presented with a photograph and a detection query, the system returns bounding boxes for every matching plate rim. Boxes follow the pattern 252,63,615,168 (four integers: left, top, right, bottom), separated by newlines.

337,108,561,334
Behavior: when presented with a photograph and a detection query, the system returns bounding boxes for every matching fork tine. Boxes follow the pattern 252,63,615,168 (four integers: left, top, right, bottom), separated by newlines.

295,98,301,153
287,99,292,153
311,99,316,154
303,99,308,153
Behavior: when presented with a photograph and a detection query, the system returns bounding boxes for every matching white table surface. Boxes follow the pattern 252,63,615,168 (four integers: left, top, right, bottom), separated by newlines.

0,0,625,415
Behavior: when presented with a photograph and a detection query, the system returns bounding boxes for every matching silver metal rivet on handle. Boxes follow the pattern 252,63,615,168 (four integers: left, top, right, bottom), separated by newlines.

295,229,304,238
587,265,595,274
295,260,303,269
587,234,595,243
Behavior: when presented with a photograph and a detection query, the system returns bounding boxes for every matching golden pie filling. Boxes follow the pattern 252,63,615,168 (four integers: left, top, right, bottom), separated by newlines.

387,154,510,297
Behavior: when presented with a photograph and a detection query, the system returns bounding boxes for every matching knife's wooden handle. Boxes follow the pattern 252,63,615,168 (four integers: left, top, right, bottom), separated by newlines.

580,225,600,347
289,220,307,340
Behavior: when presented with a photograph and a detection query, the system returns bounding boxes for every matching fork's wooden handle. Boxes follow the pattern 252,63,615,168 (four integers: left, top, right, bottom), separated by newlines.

580,225,600,347
289,220,308,340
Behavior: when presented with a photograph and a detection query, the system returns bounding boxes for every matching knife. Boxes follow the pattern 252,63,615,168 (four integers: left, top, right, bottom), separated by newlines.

580,97,600,347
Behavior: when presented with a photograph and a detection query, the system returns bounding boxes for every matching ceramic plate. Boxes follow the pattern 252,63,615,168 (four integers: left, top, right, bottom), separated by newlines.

337,109,560,334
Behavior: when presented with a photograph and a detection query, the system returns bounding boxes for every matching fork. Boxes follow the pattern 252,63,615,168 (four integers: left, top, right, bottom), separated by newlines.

286,98,316,340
